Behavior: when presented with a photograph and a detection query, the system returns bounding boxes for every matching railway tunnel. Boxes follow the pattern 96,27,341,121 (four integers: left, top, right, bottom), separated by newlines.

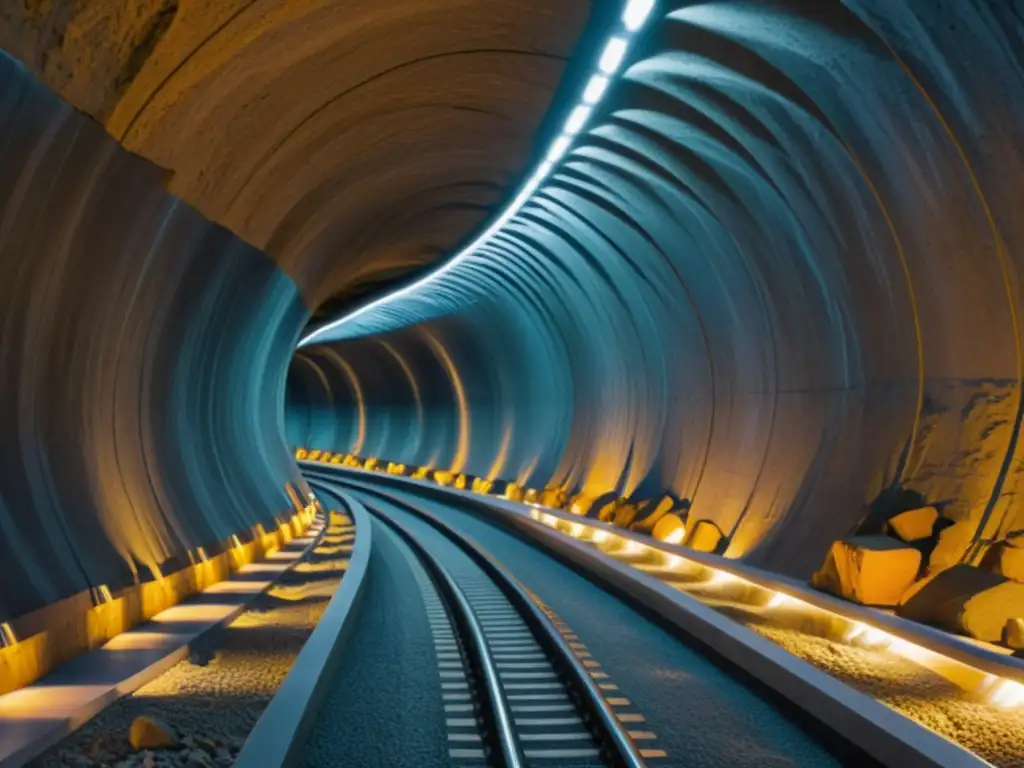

1,1,1024,767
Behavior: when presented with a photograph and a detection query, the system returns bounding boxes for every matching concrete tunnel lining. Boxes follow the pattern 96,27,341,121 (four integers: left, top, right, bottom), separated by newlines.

0,0,1022,641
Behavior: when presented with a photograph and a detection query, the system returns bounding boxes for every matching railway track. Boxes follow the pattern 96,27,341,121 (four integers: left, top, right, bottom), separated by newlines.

364,500,645,767
236,467,994,768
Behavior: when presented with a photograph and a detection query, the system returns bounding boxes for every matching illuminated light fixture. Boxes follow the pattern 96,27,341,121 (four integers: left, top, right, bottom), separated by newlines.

547,135,572,163
599,37,628,74
766,592,800,609
297,2,656,347
94,584,113,605
582,75,609,105
986,677,1024,709
592,529,609,544
569,522,585,538
620,538,645,556
663,526,685,545
623,0,655,31
846,621,892,649
0,622,16,647
564,105,592,135
662,553,688,571
706,570,747,587
705,570,729,585
231,534,243,550
196,546,209,563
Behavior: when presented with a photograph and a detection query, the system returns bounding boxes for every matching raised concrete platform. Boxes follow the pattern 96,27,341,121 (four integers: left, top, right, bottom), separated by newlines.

0,521,324,768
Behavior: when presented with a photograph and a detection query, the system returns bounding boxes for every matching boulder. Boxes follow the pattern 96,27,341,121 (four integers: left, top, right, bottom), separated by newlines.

540,486,567,508
611,503,639,529
630,495,679,534
813,535,921,606
568,493,596,516
686,520,726,554
1004,618,1024,649
898,564,1024,641
503,482,523,502
991,541,1024,582
651,513,686,544
886,506,939,543
897,571,936,606
592,493,621,523
928,519,976,572
129,716,177,750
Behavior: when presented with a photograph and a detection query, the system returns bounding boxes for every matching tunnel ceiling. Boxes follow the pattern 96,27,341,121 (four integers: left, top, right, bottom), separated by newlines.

286,0,1024,577
0,0,591,319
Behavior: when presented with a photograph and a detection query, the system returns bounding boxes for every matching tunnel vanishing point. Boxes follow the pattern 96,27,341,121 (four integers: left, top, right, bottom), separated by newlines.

2,0,1024,728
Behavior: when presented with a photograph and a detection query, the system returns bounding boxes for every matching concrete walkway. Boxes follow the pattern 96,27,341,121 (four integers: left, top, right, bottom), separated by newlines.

0,523,322,768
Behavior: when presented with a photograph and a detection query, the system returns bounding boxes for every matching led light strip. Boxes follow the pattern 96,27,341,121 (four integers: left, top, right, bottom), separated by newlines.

299,0,657,347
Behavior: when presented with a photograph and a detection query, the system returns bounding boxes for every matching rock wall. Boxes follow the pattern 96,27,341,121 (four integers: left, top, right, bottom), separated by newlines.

0,54,307,621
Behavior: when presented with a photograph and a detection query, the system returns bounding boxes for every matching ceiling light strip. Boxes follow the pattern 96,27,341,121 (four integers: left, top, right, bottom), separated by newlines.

300,0,658,347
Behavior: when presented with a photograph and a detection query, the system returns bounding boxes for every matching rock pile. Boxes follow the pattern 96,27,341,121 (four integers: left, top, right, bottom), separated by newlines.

812,504,1024,645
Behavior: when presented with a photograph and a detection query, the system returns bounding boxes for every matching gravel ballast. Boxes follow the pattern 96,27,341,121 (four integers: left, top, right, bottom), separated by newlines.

30,513,353,768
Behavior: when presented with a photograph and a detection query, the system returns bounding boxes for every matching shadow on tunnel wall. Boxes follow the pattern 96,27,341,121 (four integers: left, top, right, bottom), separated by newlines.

0,53,309,622
288,0,1024,578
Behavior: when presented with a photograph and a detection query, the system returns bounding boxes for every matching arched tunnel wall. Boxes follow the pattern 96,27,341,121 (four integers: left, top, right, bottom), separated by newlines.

289,0,1024,578
0,54,309,622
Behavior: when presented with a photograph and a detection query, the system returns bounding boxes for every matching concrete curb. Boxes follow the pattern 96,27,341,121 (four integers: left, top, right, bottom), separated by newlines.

314,466,995,768
0,516,327,768
234,490,373,768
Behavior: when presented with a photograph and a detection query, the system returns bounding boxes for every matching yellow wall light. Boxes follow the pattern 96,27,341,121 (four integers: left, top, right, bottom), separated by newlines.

0,622,16,647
